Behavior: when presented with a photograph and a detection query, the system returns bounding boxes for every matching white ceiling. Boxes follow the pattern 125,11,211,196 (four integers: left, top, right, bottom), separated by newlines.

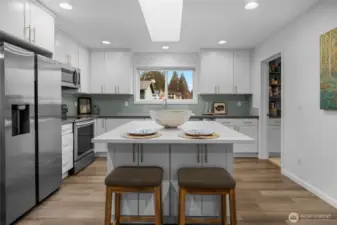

39,0,321,52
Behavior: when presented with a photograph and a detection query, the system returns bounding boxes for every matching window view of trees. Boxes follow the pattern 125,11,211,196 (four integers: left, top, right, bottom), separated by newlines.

139,70,193,100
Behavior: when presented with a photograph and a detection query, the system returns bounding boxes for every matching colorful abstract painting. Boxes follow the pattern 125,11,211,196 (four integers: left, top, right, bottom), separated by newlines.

320,28,337,110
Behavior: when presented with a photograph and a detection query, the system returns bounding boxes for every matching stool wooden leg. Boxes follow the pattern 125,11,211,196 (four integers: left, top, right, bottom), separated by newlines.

154,186,162,225
178,188,186,225
114,193,121,225
221,194,228,225
105,187,113,225
229,189,237,225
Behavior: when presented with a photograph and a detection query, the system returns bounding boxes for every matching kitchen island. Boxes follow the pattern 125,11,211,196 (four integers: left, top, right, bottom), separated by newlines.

92,120,254,223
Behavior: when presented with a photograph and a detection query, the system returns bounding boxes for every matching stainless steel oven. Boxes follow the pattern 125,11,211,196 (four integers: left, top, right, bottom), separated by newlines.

73,119,95,174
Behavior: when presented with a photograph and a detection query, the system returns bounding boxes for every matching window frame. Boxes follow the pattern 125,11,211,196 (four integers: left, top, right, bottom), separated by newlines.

134,67,198,104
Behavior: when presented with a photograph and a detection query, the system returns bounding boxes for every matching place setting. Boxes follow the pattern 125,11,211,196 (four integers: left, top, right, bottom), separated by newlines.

121,128,161,139
179,129,219,139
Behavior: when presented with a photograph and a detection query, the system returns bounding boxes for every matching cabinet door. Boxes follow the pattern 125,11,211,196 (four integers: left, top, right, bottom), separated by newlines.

170,145,202,217
201,144,228,217
235,125,258,153
90,52,106,93
199,52,218,94
79,47,90,93
106,52,133,94
0,0,26,39
113,144,138,216
94,119,107,153
267,126,281,153
234,51,250,94
138,144,170,217
30,1,55,52
217,51,234,94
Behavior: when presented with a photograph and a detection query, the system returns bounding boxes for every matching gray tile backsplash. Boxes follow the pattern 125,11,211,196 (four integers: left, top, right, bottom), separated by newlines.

62,93,252,116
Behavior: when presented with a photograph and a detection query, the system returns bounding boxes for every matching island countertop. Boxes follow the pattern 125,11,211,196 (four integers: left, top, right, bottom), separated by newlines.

92,120,254,144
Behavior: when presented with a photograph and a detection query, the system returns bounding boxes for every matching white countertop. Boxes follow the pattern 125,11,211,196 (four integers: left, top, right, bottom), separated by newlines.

92,120,254,144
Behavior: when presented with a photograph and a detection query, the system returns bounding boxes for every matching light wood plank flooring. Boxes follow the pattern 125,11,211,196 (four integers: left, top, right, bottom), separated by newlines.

16,158,337,225
269,157,281,168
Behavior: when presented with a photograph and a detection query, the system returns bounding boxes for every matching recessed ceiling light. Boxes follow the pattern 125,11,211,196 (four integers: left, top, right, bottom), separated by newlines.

59,2,73,10
245,1,259,10
101,41,111,45
138,0,183,42
218,40,227,45
162,46,169,50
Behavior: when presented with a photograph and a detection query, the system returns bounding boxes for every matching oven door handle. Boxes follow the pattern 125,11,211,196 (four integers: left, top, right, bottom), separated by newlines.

75,120,95,127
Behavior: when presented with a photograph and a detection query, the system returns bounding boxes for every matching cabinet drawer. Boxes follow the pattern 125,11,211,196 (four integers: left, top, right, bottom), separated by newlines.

237,119,258,126
62,124,73,135
62,133,73,151
62,151,73,173
268,119,281,126
215,119,237,126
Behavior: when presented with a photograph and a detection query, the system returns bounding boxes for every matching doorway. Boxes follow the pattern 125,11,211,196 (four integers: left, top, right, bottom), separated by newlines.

259,53,283,168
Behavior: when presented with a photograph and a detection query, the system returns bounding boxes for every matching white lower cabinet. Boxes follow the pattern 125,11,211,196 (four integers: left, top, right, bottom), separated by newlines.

216,119,258,154
170,145,202,217
267,125,281,154
111,144,170,217
62,124,73,177
113,144,138,216
138,144,170,217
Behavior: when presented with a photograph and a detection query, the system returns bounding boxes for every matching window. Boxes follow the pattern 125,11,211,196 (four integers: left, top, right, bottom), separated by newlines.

136,69,196,104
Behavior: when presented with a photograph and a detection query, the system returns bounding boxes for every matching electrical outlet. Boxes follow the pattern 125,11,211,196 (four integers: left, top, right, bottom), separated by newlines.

124,101,128,107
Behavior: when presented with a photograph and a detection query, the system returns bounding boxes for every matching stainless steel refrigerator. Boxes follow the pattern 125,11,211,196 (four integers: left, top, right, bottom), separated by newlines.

0,42,62,225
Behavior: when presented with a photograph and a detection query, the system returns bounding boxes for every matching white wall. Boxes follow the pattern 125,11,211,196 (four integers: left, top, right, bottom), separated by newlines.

251,0,337,207
133,52,199,68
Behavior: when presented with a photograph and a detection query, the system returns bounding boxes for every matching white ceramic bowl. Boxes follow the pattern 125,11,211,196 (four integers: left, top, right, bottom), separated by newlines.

149,110,192,128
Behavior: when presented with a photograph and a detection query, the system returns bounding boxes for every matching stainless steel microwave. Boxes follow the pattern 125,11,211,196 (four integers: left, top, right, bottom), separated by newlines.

61,64,81,89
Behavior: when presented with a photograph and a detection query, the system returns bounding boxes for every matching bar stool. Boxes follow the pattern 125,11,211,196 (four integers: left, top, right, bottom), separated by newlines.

105,166,163,225
177,167,237,225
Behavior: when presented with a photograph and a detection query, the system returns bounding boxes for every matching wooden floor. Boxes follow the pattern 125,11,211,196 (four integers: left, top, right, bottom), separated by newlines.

268,157,281,168
17,158,337,225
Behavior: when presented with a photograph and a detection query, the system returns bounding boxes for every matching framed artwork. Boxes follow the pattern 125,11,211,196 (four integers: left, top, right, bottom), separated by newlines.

320,28,337,110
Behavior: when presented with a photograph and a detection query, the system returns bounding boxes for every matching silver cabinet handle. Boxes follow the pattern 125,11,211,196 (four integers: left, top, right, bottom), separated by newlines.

140,145,144,162
197,145,200,163
204,145,208,163
132,144,136,163
24,26,30,41
31,27,36,43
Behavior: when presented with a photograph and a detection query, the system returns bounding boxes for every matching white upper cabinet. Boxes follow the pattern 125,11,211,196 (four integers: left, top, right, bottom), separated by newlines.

54,30,79,67
29,1,55,53
78,46,90,93
234,51,250,94
90,52,108,93
199,50,251,94
0,0,55,53
91,51,133,94
217,51,234,94
0,0,26,40
106,52,133,94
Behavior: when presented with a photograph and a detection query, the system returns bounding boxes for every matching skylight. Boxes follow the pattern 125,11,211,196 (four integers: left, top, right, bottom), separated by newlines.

138,0,183,42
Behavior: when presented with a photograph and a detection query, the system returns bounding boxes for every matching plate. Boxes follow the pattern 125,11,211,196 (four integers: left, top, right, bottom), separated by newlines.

184,129,214,136
127,129,157,136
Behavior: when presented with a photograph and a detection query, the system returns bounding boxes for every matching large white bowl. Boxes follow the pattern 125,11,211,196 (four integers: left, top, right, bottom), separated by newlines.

149,110,192,128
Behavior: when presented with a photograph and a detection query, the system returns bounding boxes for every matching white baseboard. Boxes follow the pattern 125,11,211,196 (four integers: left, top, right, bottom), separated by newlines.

234,153,258,158
62,172,69,179
282,168,337,209
95,152,107,158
